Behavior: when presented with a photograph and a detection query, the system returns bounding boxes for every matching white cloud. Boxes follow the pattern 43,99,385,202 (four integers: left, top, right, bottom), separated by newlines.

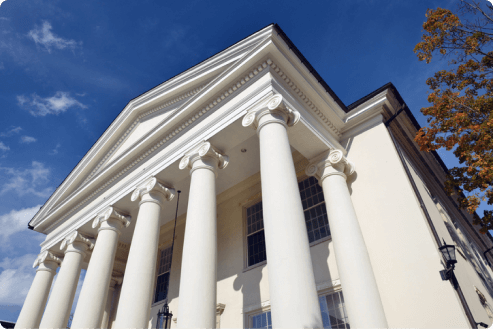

0,253,38,305
28,21,80,53
0,161,52,197
20,136,37,144
49,143,61,155
0,1,7,8
0,205,41,240
0,142,9,152
0,126,22,137
17,92,87,117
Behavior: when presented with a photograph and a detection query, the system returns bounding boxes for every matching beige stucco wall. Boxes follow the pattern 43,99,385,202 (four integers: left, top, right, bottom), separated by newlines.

403,150,493,326
343,118,470,328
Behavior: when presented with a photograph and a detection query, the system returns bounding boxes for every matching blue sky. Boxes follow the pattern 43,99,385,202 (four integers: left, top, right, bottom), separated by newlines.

0,0,480,322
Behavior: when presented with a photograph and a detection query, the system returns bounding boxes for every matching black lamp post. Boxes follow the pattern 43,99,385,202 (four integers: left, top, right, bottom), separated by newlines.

439,239,458,289
157,303,173,329
156,190,181,329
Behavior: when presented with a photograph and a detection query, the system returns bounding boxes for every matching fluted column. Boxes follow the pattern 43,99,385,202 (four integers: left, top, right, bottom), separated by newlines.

71,207,131,329
100,276,122,329
243,94,323,328
15,252,61,329
177,141,228,328
306,150,388,328
114,177,175,329
39,232,94,329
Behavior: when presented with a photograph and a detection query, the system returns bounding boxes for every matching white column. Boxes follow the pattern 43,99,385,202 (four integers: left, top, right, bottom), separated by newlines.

242,94,323,328
71,207,131,329
15,251,61,329
177,141,228,329
100,276,122,329
114,177,175,329
39,231,94,329
306,150,388,328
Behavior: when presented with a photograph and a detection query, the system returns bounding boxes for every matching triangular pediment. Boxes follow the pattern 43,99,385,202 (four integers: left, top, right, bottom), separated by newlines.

31,24,348,233
33,25,275,225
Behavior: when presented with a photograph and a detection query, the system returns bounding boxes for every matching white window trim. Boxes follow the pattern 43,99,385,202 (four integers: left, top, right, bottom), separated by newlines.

151,243,173,307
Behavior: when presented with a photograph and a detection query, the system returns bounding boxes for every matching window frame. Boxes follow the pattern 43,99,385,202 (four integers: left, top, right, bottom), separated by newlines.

318,287,350,329
152,244,173,307
297,174,332,246
242,196,267,271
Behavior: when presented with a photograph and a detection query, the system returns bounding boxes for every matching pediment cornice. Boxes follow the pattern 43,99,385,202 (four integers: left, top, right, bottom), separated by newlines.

32,25,349,235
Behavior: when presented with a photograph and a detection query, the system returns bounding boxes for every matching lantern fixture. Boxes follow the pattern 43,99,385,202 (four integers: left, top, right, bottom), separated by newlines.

157,302,173,329
439,239,458,289
439,241,457,268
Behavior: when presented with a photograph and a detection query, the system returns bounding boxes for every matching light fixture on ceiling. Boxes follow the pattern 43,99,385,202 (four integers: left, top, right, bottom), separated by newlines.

241,148,247,153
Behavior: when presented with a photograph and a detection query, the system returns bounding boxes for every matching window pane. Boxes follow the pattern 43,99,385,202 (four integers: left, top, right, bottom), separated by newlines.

250,311,272,329
298,177,330,243
320,291,350,329
158,247,173,275
247,230,267,266
247,202,264,235
154,272,170,303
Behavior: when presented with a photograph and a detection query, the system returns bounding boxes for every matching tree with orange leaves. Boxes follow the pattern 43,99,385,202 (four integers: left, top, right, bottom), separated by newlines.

414,0,493,233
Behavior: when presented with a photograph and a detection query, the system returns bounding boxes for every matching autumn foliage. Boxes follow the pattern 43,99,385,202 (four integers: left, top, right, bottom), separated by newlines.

414,0,493,233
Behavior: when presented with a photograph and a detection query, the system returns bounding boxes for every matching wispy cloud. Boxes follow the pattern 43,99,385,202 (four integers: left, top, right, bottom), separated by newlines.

0,161,52,197
20,136,36,144
0,253,38,305
28,21,81,53
0,206,41,241
0,142,9,152
49,143,61,155
0,126,22,137
17,91,87,117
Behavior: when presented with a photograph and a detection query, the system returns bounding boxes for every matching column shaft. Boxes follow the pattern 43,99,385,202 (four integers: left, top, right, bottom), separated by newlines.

100,284,116,329
178,160,217,328
114,178,174,329
321,172,388,328
71,211,127,329
15,258,59,329
39,246,85,329
258,118,322,328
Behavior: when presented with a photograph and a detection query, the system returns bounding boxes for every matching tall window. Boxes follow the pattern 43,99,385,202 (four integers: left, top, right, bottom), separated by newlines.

245,177,331,267
299,176,330,243
247,291,349,329
319,291,350,329
249,311,272,329
246,202,267,267
154,246,173,303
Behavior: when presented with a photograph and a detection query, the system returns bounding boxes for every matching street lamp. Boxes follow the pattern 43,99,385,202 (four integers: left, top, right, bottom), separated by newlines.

439,239,458,289
157,303,173,329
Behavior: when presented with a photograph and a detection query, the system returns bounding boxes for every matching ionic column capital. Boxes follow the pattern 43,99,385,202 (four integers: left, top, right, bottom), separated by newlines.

60,231,94,255
92,206,131,233
33,251,61,273
242,94,300,133
306,150,355,182
131,176,175,206
179,141,229,176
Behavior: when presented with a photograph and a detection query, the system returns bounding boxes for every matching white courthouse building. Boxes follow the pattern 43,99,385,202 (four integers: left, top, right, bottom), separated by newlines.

14,24,493,328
